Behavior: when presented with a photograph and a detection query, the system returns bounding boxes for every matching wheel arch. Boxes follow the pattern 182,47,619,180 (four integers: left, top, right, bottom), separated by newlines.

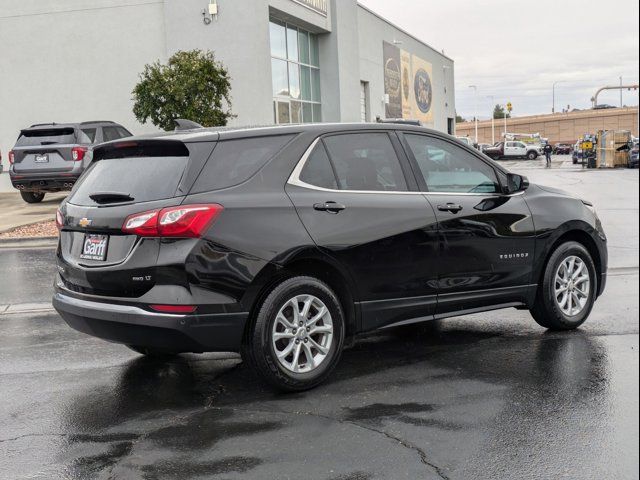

241,252,359,346
536,228,604,297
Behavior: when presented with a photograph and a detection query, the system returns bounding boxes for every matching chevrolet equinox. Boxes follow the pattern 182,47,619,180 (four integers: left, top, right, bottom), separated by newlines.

53,124,608,391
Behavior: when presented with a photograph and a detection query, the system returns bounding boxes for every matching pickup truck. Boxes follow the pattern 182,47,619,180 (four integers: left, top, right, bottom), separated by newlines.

484,141,540,160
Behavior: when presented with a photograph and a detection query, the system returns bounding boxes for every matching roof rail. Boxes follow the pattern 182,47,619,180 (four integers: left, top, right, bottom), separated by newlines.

80,120,116,125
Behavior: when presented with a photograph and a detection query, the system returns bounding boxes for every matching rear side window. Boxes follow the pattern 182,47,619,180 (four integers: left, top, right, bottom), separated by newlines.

15,128,76,146
323,133,408,192
299,143,338,189
102,126,128,142
191,135,293,193
79,128,97,143
69,156,188,206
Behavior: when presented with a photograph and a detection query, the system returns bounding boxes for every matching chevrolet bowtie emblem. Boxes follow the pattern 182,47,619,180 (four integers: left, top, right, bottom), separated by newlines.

79,218,92,228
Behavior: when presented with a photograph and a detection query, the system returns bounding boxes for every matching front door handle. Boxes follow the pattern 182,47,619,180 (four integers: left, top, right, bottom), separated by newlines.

313,201,346,213
437,203,463,213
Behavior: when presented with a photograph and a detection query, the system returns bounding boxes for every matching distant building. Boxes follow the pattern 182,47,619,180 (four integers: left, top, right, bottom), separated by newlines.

456,107,639,144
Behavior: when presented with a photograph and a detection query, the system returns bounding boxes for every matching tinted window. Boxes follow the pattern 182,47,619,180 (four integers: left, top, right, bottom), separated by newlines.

16,128,75,146
299,143,338,189
80,128,97,143
405,134,499,194
70,156,188,206
116,126,132,138
323,133,407,192
102,126,125,142
192,135,293,193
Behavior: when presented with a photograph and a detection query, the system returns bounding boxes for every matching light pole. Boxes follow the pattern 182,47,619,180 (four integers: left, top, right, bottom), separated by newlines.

469,85,478,144
620,76,623,107
552,81,565,113
486,95,495,144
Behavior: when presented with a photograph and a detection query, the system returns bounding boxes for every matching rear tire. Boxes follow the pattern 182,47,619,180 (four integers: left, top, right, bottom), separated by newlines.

243,276,345,392
530,241,597,330
126,345,180,357
20,191,45,203
527,151,538,160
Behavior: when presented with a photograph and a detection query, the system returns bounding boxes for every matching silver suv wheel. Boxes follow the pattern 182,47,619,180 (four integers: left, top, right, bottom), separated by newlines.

554,255,591,316
271,294,334,374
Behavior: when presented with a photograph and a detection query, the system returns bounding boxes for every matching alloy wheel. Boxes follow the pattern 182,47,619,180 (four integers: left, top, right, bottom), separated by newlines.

554,255,590,316
271,294,334,373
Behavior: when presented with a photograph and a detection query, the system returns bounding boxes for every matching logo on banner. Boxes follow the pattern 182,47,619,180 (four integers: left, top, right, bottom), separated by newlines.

413,68,432,114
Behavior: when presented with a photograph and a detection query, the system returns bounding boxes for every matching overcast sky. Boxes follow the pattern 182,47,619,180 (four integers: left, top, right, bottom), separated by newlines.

359,0,640,119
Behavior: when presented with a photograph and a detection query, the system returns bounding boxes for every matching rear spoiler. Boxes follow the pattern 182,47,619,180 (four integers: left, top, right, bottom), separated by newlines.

92,140,190,161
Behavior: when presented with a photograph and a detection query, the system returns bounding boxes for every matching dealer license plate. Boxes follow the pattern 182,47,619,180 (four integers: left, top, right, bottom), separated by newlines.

80,234,109,261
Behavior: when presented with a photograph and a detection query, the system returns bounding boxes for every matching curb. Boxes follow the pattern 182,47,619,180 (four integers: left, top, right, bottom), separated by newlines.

0,302,54,315
0,236,58,248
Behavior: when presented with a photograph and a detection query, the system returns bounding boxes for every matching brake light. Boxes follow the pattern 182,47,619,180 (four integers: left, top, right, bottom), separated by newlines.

8,150,15,164
122,204,223,238
55,209,63,231
150,304,197,314
71,146,87,161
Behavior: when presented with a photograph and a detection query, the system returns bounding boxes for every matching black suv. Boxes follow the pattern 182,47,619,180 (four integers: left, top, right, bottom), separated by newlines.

53,124,608,391
9,121,131,203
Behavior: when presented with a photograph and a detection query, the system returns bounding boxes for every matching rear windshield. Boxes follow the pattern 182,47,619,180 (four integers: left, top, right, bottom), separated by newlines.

16,128,76,147
69,156,188,206
190,135,294,193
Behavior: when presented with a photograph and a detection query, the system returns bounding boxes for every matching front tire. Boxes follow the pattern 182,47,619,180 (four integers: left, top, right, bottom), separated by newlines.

20,191,45,203
527,151,538,160
531,241,597,330
243,276,345,391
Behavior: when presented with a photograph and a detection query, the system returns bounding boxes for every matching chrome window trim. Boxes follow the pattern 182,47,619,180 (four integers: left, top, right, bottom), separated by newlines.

287,136,525,197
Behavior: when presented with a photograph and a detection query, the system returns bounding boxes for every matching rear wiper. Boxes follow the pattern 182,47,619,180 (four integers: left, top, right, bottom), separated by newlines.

89,192,135,204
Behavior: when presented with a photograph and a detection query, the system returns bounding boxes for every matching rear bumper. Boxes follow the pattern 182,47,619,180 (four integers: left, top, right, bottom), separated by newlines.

11,173,80,191
53,292,249,353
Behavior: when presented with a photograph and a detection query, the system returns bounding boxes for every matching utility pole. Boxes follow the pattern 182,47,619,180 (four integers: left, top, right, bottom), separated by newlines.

620,76,623,107
486,95,495,144
552,81,564,113
469,85,478,144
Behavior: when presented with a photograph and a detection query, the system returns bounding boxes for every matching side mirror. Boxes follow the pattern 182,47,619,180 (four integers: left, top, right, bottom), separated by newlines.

505,173,529,194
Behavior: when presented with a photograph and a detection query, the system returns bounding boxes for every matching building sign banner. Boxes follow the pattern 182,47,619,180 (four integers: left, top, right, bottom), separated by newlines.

383,41,402,118
383,41,434,125
411,54,433,125
291,0,327,15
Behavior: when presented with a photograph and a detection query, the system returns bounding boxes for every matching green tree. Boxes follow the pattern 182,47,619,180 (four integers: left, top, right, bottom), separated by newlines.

455,113,466,123
132,50,233,131
493,104,511,119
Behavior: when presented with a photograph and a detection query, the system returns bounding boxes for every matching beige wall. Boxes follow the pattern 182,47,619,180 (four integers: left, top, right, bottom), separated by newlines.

457,107,639,144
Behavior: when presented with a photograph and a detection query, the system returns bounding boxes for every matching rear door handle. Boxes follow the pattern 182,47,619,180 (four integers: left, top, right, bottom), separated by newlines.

313,201,346,213
437,203,463,213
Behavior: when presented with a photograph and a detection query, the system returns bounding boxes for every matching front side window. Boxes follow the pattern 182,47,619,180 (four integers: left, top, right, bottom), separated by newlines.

405,134,499,194
323,133,408,192
270,19,321,124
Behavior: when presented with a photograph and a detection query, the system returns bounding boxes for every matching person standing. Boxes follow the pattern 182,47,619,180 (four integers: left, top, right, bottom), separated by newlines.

544,142,553,168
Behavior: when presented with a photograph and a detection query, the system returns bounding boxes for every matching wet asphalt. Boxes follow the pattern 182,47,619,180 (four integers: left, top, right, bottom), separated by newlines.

0,159,638,480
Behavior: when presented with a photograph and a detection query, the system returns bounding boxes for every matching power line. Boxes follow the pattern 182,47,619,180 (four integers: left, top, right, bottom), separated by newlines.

0,1,163,20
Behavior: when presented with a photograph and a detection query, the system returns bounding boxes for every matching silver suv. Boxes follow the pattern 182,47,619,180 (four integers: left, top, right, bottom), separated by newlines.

9,121,131,203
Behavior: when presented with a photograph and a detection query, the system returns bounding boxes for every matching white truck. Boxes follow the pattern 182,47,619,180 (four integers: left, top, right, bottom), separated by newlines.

484,140,541,160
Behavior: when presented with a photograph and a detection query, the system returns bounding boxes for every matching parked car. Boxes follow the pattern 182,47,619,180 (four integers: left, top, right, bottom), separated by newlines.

554,143,573,155
572,141,584,164
52,123,608,391
484,141,540,160
0,149,3,174
8,121,131,203
456,136,473,147
478,143,492,153
629,140,639,168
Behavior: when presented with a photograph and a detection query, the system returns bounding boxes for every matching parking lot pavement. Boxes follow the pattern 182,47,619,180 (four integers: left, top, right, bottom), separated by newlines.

0,189,67,233
0,161,638,479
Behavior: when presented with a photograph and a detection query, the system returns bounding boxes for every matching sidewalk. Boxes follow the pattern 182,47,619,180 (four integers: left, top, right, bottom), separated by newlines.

0,187,66,234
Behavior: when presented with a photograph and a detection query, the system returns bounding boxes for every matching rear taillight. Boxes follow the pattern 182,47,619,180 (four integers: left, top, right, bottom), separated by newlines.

71,146,87,161
8,150,15,164
122,204,223,238
55,209,63,231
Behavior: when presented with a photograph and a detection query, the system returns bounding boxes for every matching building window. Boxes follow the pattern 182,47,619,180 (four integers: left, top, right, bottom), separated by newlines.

270,19,321,124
